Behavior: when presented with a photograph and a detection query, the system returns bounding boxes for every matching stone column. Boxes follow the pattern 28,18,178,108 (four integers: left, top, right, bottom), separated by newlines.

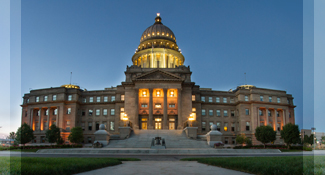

38,108,42,130
56,107,59,127
163,88,168,129
282,109,286,128
30,108,34,130
273,109,277,131
148,88,153,129
177,88,182,129
257,107,260,127
47,107,50,130
266,109,269,126
135,88,139,129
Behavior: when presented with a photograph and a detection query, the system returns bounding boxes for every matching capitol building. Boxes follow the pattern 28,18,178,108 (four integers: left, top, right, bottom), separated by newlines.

21,14,296,145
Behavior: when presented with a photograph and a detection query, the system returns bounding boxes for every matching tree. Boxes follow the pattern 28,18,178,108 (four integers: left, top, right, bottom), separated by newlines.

236,134,245,144
45,124,62,145
6,132,16,140
322,136,325,144
280,123,300,148
303,134,314,145
68,127,84,144
255,125,277,148
15,123,34,146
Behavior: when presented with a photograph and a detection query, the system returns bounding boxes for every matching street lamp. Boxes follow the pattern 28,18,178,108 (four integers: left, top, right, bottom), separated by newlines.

311,127,316,150
188,114,195,127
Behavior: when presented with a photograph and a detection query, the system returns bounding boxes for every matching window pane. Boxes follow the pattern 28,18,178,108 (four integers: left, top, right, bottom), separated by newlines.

208,97,212,102
201,96,205,102
216,97,220,103
223,97,227,103
90,97,93,102
111,109,115,115
111,96,115,102
202,109,206,115
104,96,108,102
209,110,213,116
216,110,221,116
224,110,228,117
97,97,101,102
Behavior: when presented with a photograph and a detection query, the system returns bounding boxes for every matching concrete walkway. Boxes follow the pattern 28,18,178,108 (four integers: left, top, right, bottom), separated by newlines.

75,161,253,175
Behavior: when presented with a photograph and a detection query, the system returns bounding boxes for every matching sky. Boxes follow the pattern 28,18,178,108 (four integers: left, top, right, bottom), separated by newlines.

0,0,324,137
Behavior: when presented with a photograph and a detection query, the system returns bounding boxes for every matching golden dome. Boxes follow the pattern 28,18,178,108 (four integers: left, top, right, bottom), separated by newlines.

61,84,80,89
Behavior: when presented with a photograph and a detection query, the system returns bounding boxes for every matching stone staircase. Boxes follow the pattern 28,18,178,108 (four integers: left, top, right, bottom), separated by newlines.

106,129,211,148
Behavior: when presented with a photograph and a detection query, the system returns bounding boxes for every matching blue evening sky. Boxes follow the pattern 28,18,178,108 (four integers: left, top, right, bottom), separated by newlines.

2,0,324,136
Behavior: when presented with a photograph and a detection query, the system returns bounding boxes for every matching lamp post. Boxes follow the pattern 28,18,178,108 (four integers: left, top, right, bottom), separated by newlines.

311,127,316,150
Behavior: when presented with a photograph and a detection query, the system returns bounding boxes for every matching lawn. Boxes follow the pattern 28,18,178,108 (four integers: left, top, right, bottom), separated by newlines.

181,156,325,175
0,157,140,175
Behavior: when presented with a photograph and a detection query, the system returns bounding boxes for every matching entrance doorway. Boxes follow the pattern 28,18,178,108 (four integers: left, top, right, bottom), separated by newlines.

169,117,176,130
141,118,147,130
155,118,162,130
169,123,175,130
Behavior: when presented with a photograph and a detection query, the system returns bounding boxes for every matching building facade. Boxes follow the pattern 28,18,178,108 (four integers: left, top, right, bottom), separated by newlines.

21,14,296,145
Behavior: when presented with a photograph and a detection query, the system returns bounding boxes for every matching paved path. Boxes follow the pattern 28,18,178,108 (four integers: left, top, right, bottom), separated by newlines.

75,161,253,175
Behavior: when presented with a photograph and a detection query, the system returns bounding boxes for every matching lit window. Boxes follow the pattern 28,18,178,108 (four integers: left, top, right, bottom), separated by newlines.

141,104,148,108
120,107,124,112
231,110,235,117
245,109,249,115
209,110,213,116
89,109,93,116
96,109,100,116
121,95,125,101
223,97,227,103
104,96,108,102
169,104,175,108
89,97,93,103
67,108,71,114
246,122,250,131
269,96,272,102
157,32,160,35
244,96,249,101
156,90,161,97
208,97,212,102
192,95,195,101
201,96,205,102
142,90,147,97
277,97,281,103
216,97,220,103
202,109,206,115
155,104,161,108
216,110,221,117
192,108,196,112
97,97,101,102
103,109,107,115
162,32,164,35
166,33,169,36
152,32,155,35
170,90,174,97
260,96,264,101
36,97,40,102
224,123,228,131
110,109,115,115
68,95,72,101
111,96,115,102
44,96,48,102
224,110,228,117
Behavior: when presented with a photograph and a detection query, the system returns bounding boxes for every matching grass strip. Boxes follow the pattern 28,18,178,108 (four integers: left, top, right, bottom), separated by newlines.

0,157,140,175
181,156,325,175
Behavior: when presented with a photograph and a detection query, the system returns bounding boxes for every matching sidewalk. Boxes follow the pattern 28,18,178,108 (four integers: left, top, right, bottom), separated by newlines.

75,161,253,175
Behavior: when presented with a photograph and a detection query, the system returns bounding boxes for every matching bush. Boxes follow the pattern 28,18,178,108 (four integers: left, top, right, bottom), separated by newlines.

303,147,312,151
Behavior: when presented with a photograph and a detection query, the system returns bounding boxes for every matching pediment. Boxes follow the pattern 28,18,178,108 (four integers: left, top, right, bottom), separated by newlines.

134,69,183,82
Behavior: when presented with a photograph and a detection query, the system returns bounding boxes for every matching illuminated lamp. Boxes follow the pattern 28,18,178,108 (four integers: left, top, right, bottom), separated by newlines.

224,126,228,131
170,90,174,97
157,13,160,16
122,114,129,127
156,90,160,97
142,90,147,97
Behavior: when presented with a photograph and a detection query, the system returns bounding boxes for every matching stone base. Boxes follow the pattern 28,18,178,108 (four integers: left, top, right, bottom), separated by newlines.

119,127,132,139
184,127,198,139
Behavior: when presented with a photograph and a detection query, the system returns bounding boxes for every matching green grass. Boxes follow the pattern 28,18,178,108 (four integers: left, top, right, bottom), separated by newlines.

181,156,325,175
0,157,140,175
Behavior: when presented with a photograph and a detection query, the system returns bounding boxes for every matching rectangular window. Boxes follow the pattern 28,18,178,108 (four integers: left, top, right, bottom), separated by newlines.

111,96,115,102
231,123,235,131
224,123,228,131
67,108,71,114
268,110,271,117
102,122,107,130
37,110,40,116
103,109,108,115
82,110,85,116
269,96,272,102
216,122,220,131
244,95,249,101
259,110,263,116
45,109,49,116
120,107,124,112
110,121,114,130
110,109,115,115
277,97,280,103
67,120,70,126
287,99,290,104
54,109,58,115
121,95,125,101
97,97,101,102
141,104,148,108
192,108,196,112
96,109,100,116
216,110,221,117
169,104,175,108
224,110,228,117
209,110,213,116
68,95,72,101
89,97,93,102
216,97,220,103
230,98,234,103
155,104,162,108
53,95,57,101
245,109,249,115
83,98,86,103
223,97,227,103
231,110,235,117
89,109,93,116
81,122,85,131
192,95,195,101
201,96,205,102
260,95,263,101
104,96,108,102
246,122,250,131
44,96,48,102
27,99,30,103
202,109,206,116
224,137,228,144
202,122,206,131
96,122,100,130
210,122,214,130
277,111,279,117
232,137,236,144
88,122,92,131
208,97,212,102
36,96,40,102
